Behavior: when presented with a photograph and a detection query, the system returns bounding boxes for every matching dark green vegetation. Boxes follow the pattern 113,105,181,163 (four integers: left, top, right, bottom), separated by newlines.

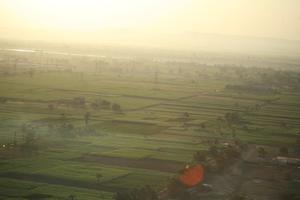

0,46,300,199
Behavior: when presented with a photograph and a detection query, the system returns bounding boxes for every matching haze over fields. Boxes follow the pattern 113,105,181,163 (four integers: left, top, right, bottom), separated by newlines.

1,0,300,55
0,1,300,200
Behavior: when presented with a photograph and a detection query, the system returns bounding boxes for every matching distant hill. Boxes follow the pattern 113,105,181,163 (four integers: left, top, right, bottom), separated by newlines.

158,32,300,57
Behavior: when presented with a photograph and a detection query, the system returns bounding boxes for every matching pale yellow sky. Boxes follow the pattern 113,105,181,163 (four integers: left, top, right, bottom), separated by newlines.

0,0,299,46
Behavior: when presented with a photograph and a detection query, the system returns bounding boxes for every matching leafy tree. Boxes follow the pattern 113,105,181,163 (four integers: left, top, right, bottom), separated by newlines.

13,131,17,145
280,121,287,128
167,178,191,200
154,71,158,84
68,194,76,200
24,127,36,145
48,103,54,110
101,100,111,109
61,113,66,122
96,173,102,183
230,194,248,200
58,122,74,138
200,122,206,129
257,147,267,158
85,112,90,126
21,125,39,153
183,112,189,118
279,147,288,156
295,138,300,155
112,103,122,113
0,97,7,104
29,68,35,78
224,145,241,159
114,186,158,200
72,97,85,108
194,151,207,162
225,112,242,124
215,153,227,171
115,191,131,200
234,102,239,107
209,145,218,156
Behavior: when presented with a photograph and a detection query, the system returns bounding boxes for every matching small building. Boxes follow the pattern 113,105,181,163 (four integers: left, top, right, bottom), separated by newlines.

273,156,300,166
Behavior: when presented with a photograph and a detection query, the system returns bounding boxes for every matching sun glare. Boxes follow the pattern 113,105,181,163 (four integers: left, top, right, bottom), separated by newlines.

5,0,176,31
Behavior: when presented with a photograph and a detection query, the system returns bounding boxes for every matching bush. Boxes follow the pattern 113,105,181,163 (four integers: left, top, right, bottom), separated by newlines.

193,151,207,162
114,185,158,200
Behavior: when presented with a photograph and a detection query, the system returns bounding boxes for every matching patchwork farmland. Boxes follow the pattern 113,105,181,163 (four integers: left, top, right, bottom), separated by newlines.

0,47,300,200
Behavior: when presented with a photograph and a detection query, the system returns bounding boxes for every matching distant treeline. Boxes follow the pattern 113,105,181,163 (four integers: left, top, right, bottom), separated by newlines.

225,84,278,94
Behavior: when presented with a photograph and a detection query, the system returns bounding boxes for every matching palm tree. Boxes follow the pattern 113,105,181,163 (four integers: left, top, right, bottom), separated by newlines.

257,147,267,158
68,194,76,200
85,112,90,126
96,173,102,184
13,132,17,145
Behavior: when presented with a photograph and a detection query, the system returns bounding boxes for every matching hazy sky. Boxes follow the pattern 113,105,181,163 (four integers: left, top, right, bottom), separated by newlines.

0,0,300,46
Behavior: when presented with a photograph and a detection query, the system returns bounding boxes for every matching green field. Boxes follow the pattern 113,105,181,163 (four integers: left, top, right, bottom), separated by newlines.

1,49,300,200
